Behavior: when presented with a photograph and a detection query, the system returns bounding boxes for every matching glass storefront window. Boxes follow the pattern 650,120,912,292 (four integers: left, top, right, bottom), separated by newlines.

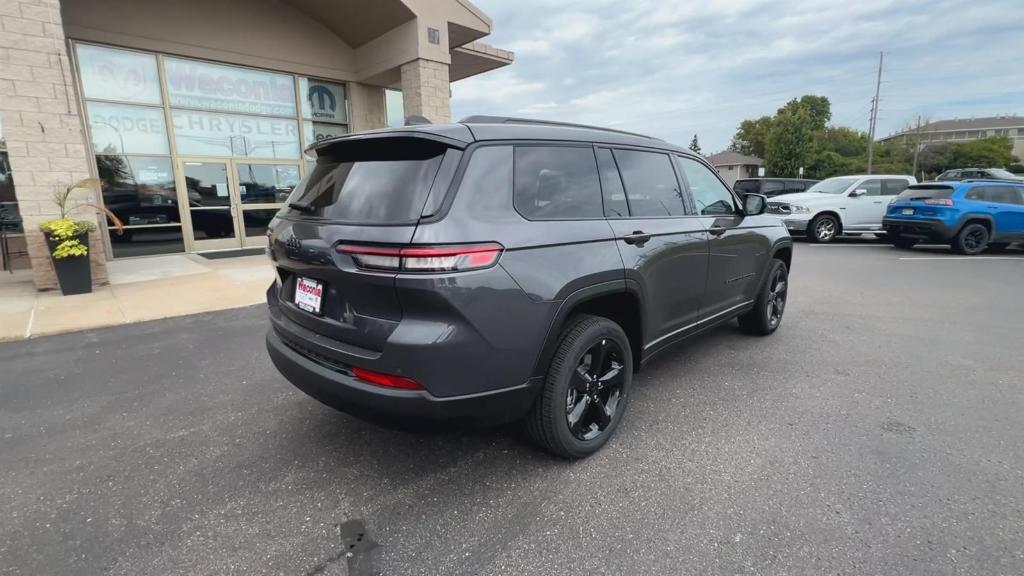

98,156,178,225
386,89,404,127
108,226,186,258
172,110,300,158
303,121,348,145
300,78,347,124
236,164,299,204
76,44,162,105
164,57,296,117
1,121,22,234
86,101,170,155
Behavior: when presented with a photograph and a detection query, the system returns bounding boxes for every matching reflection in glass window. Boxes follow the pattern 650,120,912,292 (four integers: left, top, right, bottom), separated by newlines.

97,156,179,225
0,121,21,234
613,150,686,217
164,57,296,117
386,89,404,127
87,101,170,155
513,146,602,220
76,44,162,105
171,110,300,158
303,121,348,146
242,208,280,237
236,164,299,204
108,226,186,258
676,156,736,215
300,78,347,123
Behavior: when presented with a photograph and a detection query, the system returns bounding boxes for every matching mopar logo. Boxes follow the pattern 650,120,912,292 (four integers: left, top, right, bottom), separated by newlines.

308,85,336,114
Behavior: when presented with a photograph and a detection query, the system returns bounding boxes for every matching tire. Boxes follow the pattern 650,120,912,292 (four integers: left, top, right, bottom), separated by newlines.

738,259,789,336
807,214,839,243
889,235,918,250
952,222,989,255
526,315,632,459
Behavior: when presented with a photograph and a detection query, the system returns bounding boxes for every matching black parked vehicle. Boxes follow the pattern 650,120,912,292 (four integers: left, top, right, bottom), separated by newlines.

734,177,819,197
936,168,1024,182
265,116,793,458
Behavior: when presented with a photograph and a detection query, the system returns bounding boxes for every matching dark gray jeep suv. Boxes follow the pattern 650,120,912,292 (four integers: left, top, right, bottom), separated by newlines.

265,117,793,458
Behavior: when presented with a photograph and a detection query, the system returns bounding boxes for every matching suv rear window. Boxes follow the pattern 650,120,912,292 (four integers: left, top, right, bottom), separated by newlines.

284,139,448,224
513,146,602,220
896,185,954,201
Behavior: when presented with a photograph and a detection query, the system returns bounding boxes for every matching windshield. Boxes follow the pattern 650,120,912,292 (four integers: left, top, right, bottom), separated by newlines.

896,185,954,201
805,177,859,194
988,168,1017,179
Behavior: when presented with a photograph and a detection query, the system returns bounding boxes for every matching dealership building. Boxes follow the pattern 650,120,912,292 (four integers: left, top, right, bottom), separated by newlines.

0,0,512,289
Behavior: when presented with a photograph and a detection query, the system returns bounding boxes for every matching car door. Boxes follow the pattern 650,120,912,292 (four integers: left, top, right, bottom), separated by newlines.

976,185,1024,241
675,154,768,317
843,178,884,228
597,147,709,346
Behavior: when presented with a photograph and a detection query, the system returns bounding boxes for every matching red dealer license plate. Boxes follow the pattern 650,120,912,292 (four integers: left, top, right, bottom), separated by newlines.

294,277,324,314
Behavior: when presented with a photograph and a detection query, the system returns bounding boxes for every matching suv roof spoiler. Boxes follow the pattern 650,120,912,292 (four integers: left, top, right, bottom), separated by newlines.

458,115,662,142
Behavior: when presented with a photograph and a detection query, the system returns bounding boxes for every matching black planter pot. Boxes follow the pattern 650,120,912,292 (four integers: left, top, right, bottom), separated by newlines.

45,232,93,295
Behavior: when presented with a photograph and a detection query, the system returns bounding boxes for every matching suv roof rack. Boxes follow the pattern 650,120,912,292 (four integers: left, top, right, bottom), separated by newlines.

458,115,662,141
961,179,1019,183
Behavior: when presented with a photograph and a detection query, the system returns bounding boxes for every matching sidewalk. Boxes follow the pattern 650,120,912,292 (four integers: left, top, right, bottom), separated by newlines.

0,253,274,341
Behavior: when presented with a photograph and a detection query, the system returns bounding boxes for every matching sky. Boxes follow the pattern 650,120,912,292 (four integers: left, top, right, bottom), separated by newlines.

451,0,1023,154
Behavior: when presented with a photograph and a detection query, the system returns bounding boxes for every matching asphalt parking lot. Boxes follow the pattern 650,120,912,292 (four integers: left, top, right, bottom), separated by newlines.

2,241,1023,576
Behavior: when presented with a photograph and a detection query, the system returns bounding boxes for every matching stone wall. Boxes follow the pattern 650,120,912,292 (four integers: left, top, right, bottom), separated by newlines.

400,59,450,124
0,0,108,289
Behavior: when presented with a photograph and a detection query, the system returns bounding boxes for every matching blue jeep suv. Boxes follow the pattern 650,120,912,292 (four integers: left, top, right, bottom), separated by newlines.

883,180,1024,254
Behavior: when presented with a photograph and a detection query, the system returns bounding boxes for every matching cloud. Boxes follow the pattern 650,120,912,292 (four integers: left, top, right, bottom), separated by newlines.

453,0,1024,152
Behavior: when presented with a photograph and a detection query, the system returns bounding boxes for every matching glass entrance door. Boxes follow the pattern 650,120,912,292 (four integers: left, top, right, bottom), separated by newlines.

181,160,239,251
179,159,297,252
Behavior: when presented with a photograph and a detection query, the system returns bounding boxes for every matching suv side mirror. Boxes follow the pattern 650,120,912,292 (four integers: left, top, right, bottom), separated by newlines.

743,193,767,216
849,188,867,197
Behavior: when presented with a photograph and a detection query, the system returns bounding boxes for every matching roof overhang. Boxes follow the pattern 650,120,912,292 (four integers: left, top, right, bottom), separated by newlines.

450,41,513,82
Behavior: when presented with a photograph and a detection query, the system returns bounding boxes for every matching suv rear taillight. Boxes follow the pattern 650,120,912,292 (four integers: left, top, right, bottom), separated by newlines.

337,243,503,272
924,198,954,206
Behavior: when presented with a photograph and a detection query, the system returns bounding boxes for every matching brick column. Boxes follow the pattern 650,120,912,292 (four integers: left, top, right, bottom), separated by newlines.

400,59,450,124
0,0,107,289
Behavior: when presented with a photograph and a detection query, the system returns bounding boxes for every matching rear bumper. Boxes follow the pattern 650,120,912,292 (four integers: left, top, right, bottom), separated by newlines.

267,327,538,425
882,218,956,242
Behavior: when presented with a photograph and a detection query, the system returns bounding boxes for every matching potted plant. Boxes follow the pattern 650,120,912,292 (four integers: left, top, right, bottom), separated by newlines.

38,178,122,295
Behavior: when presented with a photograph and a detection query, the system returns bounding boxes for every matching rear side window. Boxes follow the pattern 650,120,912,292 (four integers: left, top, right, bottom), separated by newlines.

285,139,447,223
966,186,1022,205
513,146,602,220
733,180,759,194
896,185,954,201
881,178,910,196
613,149,686,217
761,180,784,194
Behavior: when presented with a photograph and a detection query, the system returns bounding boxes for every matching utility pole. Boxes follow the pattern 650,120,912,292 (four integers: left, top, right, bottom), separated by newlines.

911,115,923,179
866,51,884,174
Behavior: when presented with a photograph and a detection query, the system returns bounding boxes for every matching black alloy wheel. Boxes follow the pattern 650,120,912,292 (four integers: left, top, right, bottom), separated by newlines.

738,258,789,336
565,338,625,441
953,223,989,255
764,266,787,330
526,315,633,458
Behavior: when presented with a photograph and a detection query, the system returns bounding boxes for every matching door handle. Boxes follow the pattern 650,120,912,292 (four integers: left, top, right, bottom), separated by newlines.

873,200,883,204
622,230,651,245
708,225,727,237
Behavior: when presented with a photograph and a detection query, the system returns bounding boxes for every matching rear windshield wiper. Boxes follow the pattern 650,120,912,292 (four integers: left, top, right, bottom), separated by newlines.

288,202,315,213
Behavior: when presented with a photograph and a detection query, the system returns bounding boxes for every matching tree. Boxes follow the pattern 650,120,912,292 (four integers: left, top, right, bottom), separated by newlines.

765,107,814,178
688,134,702,155
778,95,831,130
729,116,773,158
942,136,1016,170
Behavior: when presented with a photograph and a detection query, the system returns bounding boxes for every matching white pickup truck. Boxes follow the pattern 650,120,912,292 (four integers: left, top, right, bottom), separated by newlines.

767,174,917,242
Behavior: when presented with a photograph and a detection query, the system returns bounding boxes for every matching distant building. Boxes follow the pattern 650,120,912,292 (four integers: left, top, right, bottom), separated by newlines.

879,116,1024,160
707,151,763,187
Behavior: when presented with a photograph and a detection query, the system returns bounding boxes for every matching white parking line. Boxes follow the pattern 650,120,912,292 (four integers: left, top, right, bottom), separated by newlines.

899,256,1024,261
